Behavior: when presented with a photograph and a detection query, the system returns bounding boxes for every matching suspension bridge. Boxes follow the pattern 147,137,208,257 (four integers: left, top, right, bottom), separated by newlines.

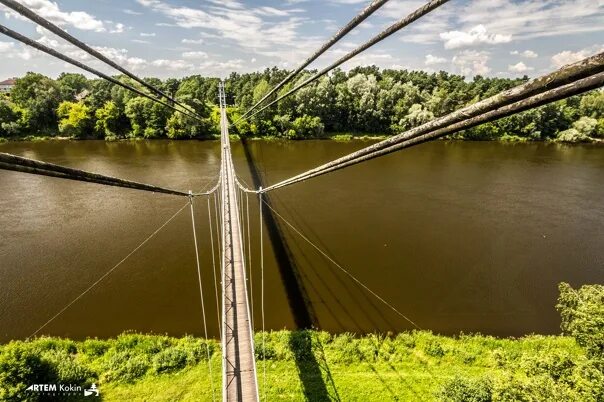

0,0,602,400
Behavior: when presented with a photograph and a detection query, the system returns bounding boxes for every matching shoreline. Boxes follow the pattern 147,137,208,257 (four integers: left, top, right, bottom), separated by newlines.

0,329,588,401
2,133,603,144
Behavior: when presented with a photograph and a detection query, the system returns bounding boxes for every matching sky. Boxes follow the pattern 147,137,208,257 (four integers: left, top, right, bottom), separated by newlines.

0,0,602,81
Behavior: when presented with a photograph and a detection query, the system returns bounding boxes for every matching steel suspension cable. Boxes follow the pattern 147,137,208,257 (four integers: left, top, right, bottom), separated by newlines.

29,201,189,339
246,0,450,121
207,197,222,340
0,152,191,197
213,192,223,268
236,0,390,122
263,199,422,330
259,189,266,402
0,0,201,119
0,24,202,122
260,54,604,193
246,192,253,329
188,195,215,402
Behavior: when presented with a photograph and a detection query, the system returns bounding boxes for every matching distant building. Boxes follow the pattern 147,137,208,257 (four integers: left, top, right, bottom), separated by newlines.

0,78,17,94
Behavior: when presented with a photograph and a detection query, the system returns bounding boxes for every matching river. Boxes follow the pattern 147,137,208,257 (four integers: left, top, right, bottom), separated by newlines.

0,139,602,341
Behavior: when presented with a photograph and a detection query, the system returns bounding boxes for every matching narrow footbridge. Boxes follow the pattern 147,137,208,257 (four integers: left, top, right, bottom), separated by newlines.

218,83,259,401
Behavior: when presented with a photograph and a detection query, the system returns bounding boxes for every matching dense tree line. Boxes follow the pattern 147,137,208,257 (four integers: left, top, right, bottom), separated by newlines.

227,67,603,142
0,72,219,140
1,68,603,142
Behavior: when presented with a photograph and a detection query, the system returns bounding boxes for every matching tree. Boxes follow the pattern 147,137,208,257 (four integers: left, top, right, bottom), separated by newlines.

95,101,123,139
289,115,324,139
57,101,93,138
399,104,434,131
166,112,213,139
579,90,604,119
10,72,61,133
57,73,90,101
174,77,213,118
125,97,171,138
0,100,24,137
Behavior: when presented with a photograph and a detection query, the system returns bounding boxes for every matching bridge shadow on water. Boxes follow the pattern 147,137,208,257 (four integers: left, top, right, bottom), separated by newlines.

241,139,341,400
240,140,425,400
239,138,316,329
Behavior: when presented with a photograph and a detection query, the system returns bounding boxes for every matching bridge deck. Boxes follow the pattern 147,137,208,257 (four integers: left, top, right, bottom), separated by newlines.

219,84,259,402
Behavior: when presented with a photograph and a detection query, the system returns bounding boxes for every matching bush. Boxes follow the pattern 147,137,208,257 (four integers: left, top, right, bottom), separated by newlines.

80,339,110,357
0,343,54,401
44,350,94,385
439,376,492,402
177,337,213,365
555,128,591,143
152,347,187,374
425,340,445,358
103,350,149,383
556,283,604,365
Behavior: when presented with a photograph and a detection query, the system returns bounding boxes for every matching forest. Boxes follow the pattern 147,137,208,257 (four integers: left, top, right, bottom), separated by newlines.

0,67,603,142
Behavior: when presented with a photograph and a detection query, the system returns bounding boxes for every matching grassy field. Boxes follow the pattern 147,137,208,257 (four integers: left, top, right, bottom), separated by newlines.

0,330,594,401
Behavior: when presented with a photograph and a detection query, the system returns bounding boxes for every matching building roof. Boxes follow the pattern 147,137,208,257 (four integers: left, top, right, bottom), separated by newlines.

0,78,17,86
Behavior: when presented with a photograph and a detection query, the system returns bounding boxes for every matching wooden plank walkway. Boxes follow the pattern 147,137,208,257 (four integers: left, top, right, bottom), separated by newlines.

219,83,259,402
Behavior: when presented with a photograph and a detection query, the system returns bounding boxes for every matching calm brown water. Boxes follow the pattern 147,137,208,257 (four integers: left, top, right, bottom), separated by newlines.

0,139,602,341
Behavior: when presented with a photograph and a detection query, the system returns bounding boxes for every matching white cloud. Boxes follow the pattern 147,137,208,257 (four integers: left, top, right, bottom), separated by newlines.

440,25,512,49
551,45,603,69
110,23,126,34
425,54,447,65
182,51,208,59
2,0,106,31
452,50,491,76
458,0,604,40
0,41,15,52
508,62,533,73
181,38,204,44
510,50,538,58
140,32,156,37
151,59,195,70
135,0,319,65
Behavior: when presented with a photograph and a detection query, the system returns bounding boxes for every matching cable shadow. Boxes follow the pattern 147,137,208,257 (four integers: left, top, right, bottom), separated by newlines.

289,330,340,402
281,201,399,333
239,138,316,328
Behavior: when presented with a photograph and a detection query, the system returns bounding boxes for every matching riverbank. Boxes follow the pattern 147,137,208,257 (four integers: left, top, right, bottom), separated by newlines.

3,132,603,144
0,329,599,401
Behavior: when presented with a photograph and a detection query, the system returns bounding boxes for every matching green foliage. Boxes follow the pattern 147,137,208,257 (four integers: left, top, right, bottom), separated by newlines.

555,128,591,143
0,100,24,137
103,350,150,383
152,347,187,374
424,339,446,358
0,343,53,401
10,72,61,133
439,376,492,402
579,90,604,118
95,101,123,139
2,70,601,142
57,101,93,138
228,68,600,142
557,283,604,365
124,97,171,139
57,73,90,102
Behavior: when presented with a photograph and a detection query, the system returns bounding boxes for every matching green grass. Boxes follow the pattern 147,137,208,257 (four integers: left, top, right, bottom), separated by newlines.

0,330,590,401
